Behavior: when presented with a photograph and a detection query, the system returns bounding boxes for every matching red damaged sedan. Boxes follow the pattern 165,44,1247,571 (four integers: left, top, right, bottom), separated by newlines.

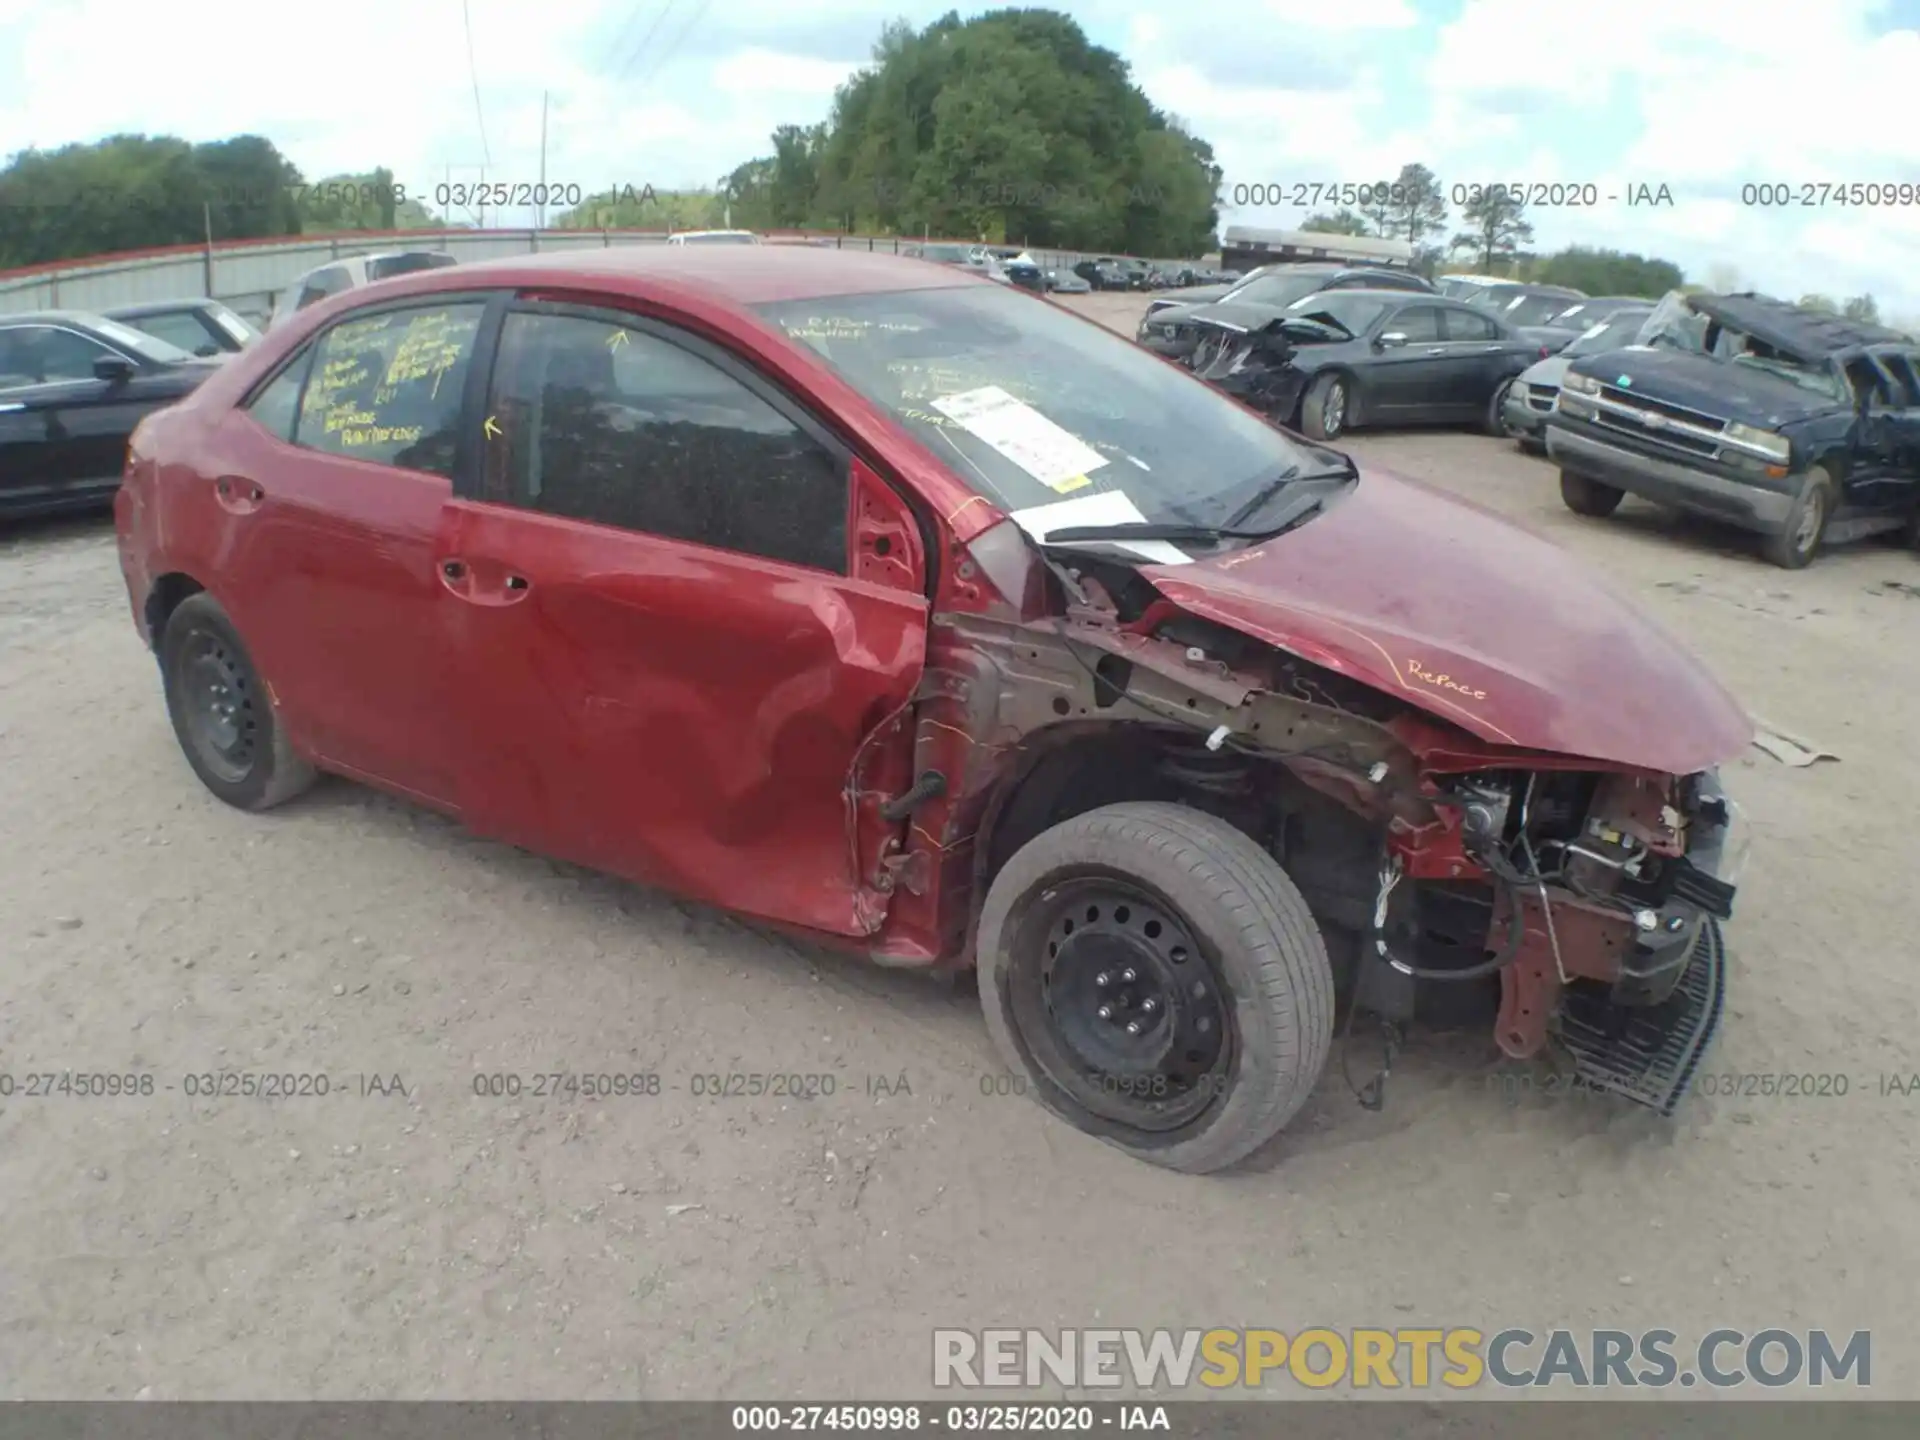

114,246,1752,1172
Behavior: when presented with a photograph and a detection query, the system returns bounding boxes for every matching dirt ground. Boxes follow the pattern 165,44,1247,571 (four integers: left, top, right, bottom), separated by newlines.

2,289,1918,1401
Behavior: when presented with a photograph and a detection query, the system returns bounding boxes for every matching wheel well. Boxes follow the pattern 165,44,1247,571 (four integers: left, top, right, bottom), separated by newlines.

144,573,205,649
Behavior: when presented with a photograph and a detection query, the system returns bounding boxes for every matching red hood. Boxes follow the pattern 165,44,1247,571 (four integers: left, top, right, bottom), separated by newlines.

1143,468,1753,775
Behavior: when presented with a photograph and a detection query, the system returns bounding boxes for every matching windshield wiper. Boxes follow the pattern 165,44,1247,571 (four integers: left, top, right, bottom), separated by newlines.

1044,486,1334,551
1223,457,1356,529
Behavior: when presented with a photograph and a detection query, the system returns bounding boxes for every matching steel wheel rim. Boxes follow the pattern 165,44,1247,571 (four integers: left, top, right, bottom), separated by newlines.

1325,381,1347,434
1005,873,1234,1133
1494,380,1514,433
177,631,259,784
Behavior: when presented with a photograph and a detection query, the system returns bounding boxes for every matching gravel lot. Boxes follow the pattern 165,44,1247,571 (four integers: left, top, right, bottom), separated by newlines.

3,289,1918,1401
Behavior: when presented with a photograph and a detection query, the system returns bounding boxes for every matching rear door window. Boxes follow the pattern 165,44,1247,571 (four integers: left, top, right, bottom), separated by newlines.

288,302,486,477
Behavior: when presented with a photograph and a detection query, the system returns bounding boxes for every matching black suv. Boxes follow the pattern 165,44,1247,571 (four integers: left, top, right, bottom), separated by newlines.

1546,292,1920,568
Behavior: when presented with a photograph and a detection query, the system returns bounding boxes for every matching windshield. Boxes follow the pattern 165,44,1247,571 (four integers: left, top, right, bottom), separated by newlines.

754,285,1319,525
1563,311,1653,356
91,316,194,362
1221,271,1336,309
1285,290,1392,335
210,303,259,344
366,253,458,280
1501,293,1581,327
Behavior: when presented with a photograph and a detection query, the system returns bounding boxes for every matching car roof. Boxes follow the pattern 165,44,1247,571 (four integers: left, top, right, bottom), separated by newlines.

1693,292,1908,358
0,309,115,326
106,299,220,318
385,245,987,304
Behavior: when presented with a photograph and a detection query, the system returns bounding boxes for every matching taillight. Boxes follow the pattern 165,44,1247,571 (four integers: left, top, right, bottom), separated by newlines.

1539,345,1551,358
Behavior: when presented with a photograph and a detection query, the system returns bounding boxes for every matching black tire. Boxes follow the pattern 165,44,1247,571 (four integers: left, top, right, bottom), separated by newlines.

1486,378,1517,436
1560,469,1624,518
1299,372,1351,441
1761,466,1837,569
160,592,317,811
975,801,1334,1174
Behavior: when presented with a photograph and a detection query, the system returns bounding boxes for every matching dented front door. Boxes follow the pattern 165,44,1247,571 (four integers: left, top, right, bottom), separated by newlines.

438,297,928,938
441,497,927,936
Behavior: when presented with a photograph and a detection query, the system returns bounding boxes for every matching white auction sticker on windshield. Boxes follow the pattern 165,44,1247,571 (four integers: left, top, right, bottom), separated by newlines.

1008,490,1192,566
932,386,1110,491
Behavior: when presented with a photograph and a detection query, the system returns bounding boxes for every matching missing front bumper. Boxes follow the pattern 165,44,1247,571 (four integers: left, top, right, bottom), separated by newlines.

1556,917,1727,1117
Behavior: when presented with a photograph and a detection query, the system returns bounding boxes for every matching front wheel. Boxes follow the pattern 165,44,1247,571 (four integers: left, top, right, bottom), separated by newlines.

975,802,1334,1174
160,593,317,811
1560,469,1624,517
1486,378,1517,436
1299,373,1350,440
1762,466,1837,569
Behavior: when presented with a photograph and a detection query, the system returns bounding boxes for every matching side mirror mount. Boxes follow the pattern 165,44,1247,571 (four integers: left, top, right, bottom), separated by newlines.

1376,332,1408,350
93,354,136,384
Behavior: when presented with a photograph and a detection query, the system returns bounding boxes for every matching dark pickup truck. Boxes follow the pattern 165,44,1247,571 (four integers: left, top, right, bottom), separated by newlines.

1545,292,1920,568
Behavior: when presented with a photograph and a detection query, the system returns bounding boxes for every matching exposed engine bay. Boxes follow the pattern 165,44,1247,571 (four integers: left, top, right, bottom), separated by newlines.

912,537,1744,1119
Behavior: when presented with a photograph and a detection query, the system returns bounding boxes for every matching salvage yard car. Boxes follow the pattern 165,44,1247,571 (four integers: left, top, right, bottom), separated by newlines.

107,298,260,356
1138,263,1434,362
1546,291,1920,567
1498,305,1653,453
268,251,460,330
1185,288,1547,440
114,246,1749,1172
0,310,223,519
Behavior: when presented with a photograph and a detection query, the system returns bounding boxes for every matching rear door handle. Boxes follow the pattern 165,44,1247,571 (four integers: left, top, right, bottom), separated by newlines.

214,475,264,513
1424,347,1448,355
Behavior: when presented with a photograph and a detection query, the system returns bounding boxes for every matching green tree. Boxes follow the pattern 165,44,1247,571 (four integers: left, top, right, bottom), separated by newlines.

297,168,437,232
1301,208,1371,236
1842,293,1880,324
1450,185,1532,272
1798,293,1839,314
1531,245,1684,297
724,8,1219,255
0,133,303,267
552,185,720,230
1386,163,1448,253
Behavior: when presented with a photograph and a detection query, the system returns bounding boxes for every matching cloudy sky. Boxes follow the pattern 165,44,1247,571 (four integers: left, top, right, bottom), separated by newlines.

2,0,1918,319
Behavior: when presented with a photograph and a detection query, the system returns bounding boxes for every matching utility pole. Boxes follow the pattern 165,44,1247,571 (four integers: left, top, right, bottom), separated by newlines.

538,91,549,230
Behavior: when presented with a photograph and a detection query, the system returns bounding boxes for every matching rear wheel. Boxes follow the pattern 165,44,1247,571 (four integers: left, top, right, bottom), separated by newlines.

1762,466,1837,569
1299,373,1350,440
160,593,316,811
975,802,1334,1174
1560,469,1625,518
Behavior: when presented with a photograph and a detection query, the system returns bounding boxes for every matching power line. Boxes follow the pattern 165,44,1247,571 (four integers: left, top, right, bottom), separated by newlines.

604,0,662,82
635,0,712,88
614,0,680,86
461,0,492,165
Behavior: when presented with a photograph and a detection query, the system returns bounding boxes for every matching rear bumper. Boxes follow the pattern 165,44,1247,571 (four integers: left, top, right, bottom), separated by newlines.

1545,422,1796,534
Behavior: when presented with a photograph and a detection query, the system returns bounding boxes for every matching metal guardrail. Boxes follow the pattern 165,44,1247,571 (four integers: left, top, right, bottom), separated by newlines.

0,229,1209,325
